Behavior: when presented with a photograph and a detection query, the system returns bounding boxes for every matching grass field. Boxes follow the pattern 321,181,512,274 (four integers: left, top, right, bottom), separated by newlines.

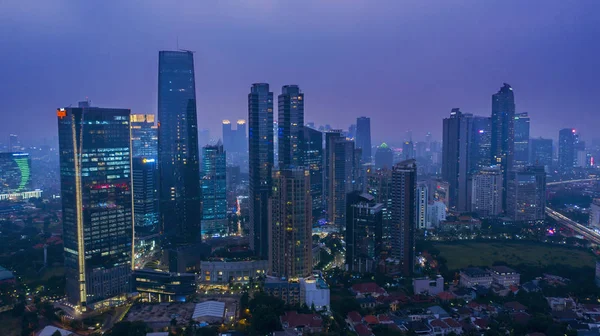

432,241,597,270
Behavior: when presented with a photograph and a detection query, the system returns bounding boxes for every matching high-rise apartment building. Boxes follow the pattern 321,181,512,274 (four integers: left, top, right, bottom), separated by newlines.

304,126,324,223
346,192,383,273
403,141,415,160
130,114,158,159
514,112,530,167
222,120,233,152
157,50,201,245
375,143,394,170
391,159,416,276
506,166,546,223
558,128,577,175
355,117,372,163
278,85,305,168
236,120,247,154
442,108,472,212
269,169,312,278
491,83,516,207
201,143,227,237
366,168,393,250
57,106,132,309
471,166,503,218
470,116,492,173
530,137,553,169
248,83,274,258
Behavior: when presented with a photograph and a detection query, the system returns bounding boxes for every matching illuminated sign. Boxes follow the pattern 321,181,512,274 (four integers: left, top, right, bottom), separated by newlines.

142,158,155,163
57,108,67,118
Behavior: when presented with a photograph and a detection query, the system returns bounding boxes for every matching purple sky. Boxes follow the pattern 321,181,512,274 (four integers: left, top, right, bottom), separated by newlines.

1,1,599,145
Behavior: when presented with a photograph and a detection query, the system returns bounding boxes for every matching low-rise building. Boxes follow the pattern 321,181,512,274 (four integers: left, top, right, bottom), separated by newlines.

264,277,302,305
490,266,520,286
200,259,268,284
350,282,387,298
441,215,481,232
133,269,196,302
413,275,444,296
300,277,330,311
460,267,493,288
280,311,323,334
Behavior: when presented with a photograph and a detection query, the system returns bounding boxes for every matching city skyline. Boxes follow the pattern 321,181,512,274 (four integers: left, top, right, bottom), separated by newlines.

1,1,599,144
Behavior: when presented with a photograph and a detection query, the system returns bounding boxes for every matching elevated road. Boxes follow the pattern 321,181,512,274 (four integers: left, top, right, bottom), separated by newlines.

546,207,600,244
547,178,599,186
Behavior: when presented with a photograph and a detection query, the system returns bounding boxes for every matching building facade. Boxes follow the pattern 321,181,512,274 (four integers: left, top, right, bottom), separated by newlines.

57,106,133,309
416,183,428,229
355,117,372,163
530,137,553,169
366,168,393,250
0,152,36,200
304,126,324,223
201,143,227,237
491,83,516,208
375,143,394,170
558,128,577,175
346,192,383,273
391,159,417,276
248,83,274,259
130,114,158,159
514,112,530,167
278,85,305,168
442,108,472,212
157,50,201,245
506,166,546,223
470,166,503,218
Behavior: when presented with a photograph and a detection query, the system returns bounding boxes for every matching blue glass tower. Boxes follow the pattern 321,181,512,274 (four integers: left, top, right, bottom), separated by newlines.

201,143,227,237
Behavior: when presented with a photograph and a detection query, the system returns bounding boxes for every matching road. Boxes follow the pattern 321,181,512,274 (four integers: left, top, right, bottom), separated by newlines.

545,207,600,244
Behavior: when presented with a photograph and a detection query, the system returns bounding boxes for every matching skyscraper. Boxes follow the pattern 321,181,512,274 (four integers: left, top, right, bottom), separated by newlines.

236,119,247,153
346,192,383,273
278,85,305,168
530,137,553,169
132,157,159,237
375,143,394,170
416,183,428,229
402,141,415,160
269,169,312,278
514,112,530,167
248,83,274,258
57,106,132,309
470,116,492,173
304,126,324,223
201,143,227,237
222,120,233,152
506,166,546,223
491,83,516,207
442,108,471,212
391,159,416,276
366,168,393,250
471,166,503,218
558,128,577,175
158,50,201,245
0,152,37,200
130,114,158,159
355,117,372,163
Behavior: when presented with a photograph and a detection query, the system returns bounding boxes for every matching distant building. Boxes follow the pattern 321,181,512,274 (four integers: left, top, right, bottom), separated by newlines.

356,117,372,163
491,83,516,209
490,266,520,287
413,276,444,296
427,201,446,228
58,105,132,309
200,259,268,284
300,277,330,311
558,128,577,175
366,168,393,249
460,268,493,288
442,109,471,212
264,277,302,305
403,141,415,160
416,183,429,229
132,157,159,241
346,192,383,273
589,199,600,230
507,166,546,223
201,143,228,237
304,126,324,223
278,85,305,168
513,112,530,167
428,179,450,210
0,152,40,200
470,166,503,217
530,137,553,169
391,160,417,276
375,143,394,170
130,114,158,159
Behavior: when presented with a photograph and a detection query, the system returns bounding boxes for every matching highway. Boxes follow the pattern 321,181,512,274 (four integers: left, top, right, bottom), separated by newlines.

546,178,600,186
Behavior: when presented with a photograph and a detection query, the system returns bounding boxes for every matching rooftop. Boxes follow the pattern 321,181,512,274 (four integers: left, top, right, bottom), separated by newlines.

192,301,225,320
461,267,491,277
491,265,518,274
281,311,322,329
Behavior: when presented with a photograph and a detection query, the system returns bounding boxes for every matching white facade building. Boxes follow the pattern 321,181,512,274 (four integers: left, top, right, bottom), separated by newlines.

300,277,330,311
427,201,446,228
471,166,503,217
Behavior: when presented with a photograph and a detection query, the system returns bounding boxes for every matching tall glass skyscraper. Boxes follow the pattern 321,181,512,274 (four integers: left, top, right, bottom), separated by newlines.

558,128,577,175
491,83,516,209
355,117,372,163
278,85,305,168
442,108,471,212
131,114,158,159
57,106,132,310
304,126,324,223
530,137,553,169
201,143,227,237
248,83,274,258
470,116,491,173
514,112,530,167
391,159,416,276
157,50,201,245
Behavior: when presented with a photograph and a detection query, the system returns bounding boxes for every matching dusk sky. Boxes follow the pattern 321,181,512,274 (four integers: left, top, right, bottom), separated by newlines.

1,1,599,145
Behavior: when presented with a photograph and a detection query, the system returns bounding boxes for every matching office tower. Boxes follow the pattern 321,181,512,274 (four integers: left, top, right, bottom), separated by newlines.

222,120,233,151
470,116,492,172
425,132,432,148
158,50,201,245
471,166,503,218
415,142,427,159
57,106,132,309
130,114,158,159
326,131,360,231
507,166,546,223
346,192,383,273
248,83,274,258
347,124,357,140
375,143,394,169
8,134,19,152
514,112,530,167
442,108,471,212
269,169,312,278
198,128,210,148
428,178,450,210
355,117,372,163
366,168,393,250
391,159,416,276
273,120,279,169
530,137,553,168
132,157,159,238
416,183,428,229
278,85,305,168
304,126,324,223
558,128,577,175
201,143,227,237
324,131,344,223
0,152,35,200
427,201,446,228
236,120,247,153
402,141,415,160
491,83,516,207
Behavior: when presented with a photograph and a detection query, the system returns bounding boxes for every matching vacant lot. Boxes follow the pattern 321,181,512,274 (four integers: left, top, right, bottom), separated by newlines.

433,241,597,270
